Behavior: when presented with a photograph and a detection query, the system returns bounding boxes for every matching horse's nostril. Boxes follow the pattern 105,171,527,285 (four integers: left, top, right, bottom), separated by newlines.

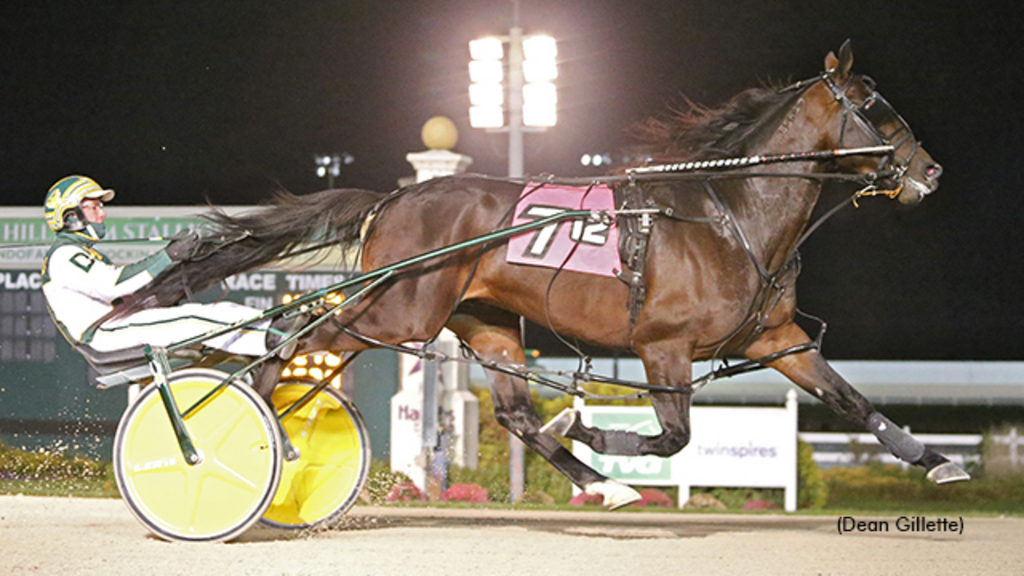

926,163,943,179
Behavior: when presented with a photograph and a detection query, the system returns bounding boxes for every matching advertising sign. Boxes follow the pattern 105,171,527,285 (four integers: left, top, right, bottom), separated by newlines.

573,390,799,510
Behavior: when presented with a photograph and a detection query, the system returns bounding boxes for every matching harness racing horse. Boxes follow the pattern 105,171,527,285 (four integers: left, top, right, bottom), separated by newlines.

129,42,965,508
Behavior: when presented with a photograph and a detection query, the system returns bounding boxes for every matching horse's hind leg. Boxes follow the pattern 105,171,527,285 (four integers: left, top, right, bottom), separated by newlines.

543,338,695,458
747,321,970,484
446,304,641,509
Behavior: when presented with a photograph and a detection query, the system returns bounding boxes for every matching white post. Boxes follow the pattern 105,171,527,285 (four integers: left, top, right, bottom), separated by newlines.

785,389,798,513
390,349,428,490
677,484,690,510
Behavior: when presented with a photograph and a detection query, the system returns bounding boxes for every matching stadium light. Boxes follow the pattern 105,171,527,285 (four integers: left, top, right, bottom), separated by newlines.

468,3,557,177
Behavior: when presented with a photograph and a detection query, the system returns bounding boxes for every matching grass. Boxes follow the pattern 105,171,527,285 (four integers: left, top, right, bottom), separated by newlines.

0,441,118,498
819,463,1024,516
3,442,1022,517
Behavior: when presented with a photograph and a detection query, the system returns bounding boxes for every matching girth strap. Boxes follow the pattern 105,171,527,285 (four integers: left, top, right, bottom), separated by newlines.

614,181,654,334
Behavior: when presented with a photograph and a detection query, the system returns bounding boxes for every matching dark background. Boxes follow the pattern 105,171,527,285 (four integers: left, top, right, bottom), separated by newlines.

2,1,1021,360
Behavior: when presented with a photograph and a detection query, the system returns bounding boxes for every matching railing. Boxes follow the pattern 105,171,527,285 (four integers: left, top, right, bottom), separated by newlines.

799,428,1022,469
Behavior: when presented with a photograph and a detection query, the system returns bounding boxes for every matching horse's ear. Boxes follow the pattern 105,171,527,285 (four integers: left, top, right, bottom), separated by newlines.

825,51,838,72
824,40,854,79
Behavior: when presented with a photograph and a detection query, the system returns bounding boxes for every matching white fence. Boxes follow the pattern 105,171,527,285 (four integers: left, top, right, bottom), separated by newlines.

799,427,1022,469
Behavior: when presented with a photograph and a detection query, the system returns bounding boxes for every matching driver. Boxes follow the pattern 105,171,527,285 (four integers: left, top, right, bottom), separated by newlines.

40,175,298,361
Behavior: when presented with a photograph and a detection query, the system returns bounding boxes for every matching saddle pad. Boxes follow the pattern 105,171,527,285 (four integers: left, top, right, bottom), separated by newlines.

506,184,620,278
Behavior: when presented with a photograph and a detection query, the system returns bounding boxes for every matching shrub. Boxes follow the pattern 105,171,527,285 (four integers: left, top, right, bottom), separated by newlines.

683,492,726,510
569,492,604,506
821,463,1024,512
441,483,490,503
449,461,511,504
635,488,673,508
823,463,926,502
386,482,425,502
362,458,413,504
797,439,829,509
691,487,784,509
742,499,779,510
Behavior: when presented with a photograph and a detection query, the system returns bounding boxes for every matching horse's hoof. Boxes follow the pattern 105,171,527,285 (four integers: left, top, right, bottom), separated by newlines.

926,462,971,484
540,408,579,437
585,480,642,510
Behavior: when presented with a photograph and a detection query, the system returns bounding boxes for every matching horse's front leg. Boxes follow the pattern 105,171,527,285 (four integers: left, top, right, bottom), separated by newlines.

747,321,970,484
543,338,695,458
447,307,641,509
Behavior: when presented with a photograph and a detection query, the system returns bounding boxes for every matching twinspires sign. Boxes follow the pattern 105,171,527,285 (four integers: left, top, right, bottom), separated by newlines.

572,389,799,511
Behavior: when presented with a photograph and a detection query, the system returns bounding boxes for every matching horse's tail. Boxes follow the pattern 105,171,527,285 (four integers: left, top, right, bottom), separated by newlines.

123,188,385,313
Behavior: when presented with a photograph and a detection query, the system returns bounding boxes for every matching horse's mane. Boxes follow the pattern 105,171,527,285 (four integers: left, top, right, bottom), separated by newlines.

632,82,798,163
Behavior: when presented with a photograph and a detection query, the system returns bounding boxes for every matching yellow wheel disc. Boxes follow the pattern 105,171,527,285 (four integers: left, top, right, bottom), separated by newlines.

114,369,282,542
262,381,370,529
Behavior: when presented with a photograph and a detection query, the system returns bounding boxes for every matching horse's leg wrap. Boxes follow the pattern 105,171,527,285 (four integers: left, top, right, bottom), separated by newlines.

601,430,645,456
867,412,924,463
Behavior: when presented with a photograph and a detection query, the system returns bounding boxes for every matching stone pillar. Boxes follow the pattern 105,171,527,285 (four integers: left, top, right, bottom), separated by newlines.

390,348,427,488
405,149,473,183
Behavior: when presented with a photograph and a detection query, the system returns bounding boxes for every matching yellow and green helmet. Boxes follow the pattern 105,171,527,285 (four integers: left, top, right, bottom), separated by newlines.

44,175,115,231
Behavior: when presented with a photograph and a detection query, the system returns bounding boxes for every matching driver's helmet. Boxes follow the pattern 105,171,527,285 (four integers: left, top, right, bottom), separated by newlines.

44,175,115,232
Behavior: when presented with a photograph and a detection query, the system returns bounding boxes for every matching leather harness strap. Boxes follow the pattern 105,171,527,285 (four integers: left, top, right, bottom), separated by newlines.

614,181,654,336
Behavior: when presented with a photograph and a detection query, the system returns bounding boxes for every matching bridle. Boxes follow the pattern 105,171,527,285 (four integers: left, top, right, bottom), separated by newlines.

820,71,921,184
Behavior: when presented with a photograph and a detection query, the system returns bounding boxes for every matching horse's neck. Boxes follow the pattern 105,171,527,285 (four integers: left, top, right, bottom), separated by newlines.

734,95,831,274
731,178,819,276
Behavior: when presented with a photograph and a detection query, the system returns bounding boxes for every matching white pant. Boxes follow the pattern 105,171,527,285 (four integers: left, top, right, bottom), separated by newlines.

89,301,269,357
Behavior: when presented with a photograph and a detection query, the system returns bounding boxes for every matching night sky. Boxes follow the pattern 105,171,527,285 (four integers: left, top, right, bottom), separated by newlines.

2,1,1022,360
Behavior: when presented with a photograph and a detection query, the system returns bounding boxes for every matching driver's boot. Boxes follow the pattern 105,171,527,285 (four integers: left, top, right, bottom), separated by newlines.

265,312,311,360
253,313,311,400
252,357,285,401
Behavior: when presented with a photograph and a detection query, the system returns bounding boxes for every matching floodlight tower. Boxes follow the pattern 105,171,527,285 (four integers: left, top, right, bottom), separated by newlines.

468,0,557,178
468,1,558,502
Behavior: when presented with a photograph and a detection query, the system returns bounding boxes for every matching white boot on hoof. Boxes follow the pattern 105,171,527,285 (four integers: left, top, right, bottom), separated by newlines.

585,480,641,510
927,462,971,484
540,408,579,437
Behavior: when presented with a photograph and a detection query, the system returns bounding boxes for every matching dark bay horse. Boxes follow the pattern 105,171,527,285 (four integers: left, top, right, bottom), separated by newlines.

131,42,964,507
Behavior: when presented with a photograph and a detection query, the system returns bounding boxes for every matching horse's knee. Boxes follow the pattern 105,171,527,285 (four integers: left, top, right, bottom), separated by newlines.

645,429,690,457
494,406,541,438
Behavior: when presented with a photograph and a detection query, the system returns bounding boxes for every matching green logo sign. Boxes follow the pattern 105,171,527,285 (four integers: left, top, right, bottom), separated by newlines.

588,411,671,482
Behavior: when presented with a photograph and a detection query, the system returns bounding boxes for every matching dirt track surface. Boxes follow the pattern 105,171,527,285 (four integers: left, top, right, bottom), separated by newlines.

2,495,1022,575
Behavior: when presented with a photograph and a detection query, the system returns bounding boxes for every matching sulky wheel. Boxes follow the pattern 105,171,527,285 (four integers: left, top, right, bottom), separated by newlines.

113,368,283,542
261,380,371,529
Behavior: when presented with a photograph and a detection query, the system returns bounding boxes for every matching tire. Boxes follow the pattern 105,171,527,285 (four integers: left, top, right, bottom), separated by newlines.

261,380,371,529
113,368,283,542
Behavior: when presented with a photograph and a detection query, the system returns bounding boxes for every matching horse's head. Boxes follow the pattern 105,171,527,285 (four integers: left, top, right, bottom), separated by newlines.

818,41,942,204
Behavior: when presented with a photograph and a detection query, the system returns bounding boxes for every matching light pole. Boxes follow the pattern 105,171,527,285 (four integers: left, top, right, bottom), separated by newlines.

468,0,557,179
468,0,558,503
